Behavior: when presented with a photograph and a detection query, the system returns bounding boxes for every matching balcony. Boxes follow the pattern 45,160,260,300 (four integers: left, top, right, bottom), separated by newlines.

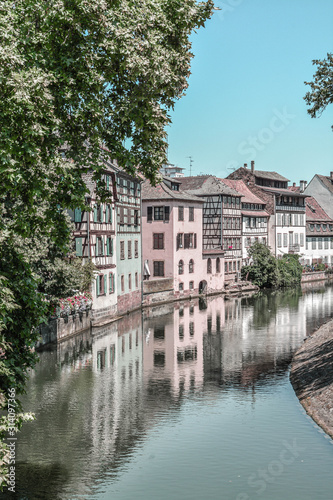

276,204,305,212
289,244,300,253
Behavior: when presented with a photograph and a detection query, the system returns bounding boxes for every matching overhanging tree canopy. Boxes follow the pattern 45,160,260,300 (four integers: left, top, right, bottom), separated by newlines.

304,53,333,130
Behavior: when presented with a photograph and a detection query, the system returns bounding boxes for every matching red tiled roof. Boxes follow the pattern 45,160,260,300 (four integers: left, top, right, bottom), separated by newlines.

306,196,333,222
222,179,266,205
288,185,301,193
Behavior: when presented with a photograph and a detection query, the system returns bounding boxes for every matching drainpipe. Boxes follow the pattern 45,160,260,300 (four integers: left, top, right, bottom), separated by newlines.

220,195,223,248
86,196,91,259
140,183,144,307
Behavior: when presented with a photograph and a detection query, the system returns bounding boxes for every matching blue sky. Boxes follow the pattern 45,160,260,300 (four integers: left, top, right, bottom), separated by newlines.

167,0,333,184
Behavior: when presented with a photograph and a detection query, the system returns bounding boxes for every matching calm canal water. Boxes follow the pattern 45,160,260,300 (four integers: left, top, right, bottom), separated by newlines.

9,282,333,500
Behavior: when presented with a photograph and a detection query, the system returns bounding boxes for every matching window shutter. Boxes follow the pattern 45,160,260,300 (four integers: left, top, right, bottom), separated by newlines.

105,205,109,223
104,274,107,294
109,273,112,293
111,238,114,256
106,175,110,189
101,237,104,256
96,275,100,296
194,233,197,249
94,205,98,222
106,237,110,256
75,238,82,257
95,238,98,256
164,206,170,222
147,206,153,222
74,208,82,222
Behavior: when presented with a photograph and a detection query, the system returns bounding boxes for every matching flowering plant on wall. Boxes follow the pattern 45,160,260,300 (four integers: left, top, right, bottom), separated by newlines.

51,292,93,318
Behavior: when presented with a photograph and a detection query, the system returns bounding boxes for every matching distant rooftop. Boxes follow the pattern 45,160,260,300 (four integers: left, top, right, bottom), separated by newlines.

179,175,241,197
142,178,203,203
222,179,266,205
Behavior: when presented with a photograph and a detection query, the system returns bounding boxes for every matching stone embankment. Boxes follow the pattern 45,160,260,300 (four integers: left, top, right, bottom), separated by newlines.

290,318,333,439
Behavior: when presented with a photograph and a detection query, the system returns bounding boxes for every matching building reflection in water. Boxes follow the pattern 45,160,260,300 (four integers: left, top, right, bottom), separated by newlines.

15,284,333,499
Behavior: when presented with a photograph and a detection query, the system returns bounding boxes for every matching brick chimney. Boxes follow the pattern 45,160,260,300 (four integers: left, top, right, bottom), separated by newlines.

293,182,296,187
251,160,255,173
330,172,333,180
300,180,306,192
244,163,248,168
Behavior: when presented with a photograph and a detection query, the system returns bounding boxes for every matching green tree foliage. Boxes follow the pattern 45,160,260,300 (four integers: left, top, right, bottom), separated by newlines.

241,242,302,289
0,2,214,488
276,254,303,288
304,53,333,129
241,242,278,288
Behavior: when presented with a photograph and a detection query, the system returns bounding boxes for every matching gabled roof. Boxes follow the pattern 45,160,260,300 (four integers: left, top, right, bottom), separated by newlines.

316,174,333,194
179,175,241,197
142,178,203,203
222,179,266,205
306,196,333,222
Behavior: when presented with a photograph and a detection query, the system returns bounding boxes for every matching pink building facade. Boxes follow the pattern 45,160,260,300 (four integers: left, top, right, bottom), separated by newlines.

142,177,225,300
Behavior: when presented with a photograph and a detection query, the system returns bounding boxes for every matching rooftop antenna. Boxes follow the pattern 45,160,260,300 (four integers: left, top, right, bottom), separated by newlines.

186,156,193,176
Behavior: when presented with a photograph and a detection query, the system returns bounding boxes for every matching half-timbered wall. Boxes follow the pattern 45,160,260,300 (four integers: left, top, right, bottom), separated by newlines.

115,173,142,314
71,175,118,321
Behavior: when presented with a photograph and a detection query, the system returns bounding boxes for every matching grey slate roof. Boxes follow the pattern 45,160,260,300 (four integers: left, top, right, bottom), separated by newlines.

179,175,241,197
253,170,290,182
142,178,203,203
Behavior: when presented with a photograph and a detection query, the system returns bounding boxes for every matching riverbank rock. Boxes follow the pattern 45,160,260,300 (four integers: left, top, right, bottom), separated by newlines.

290,318,333,440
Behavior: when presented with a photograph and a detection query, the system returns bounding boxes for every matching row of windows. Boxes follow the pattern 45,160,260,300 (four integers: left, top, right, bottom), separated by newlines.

207,258,221,274
223,217,241,230
120,273,139,293
222,196,241,208
225,260,241,273
244,217,267,229
223,238,241,250
245,236,267,247
119,207,139,226
276,195,304,206
116,176,140,196
309,223,333,232
242,203,265,210
147,206,195,223
178,282,195,292
176,233,197,250
276,214,305,227
178,259,194,274
72,206,113,224
97,272,140,296
75,237,114,257
306,237,333,250
277,233,304,248
120,240,139,260
96,273,115,296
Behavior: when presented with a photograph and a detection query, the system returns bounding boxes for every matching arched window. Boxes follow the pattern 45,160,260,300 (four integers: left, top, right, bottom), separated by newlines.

178,260,184,275
207,258,212,274
189,259,194,273
216,257,220,273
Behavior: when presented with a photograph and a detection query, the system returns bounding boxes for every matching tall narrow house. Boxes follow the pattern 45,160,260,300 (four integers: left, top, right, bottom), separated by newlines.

179,176,242,282
71,160,142,322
